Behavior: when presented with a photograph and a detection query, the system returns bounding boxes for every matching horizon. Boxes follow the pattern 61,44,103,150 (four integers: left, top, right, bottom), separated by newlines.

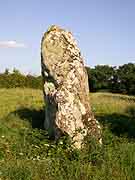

0,0,135,74
1,62,134,76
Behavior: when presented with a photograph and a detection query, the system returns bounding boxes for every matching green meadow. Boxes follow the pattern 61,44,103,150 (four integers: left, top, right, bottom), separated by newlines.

0,88,135,180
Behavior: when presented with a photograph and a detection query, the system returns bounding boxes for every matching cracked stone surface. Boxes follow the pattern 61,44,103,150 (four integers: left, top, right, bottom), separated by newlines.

41,25,102,148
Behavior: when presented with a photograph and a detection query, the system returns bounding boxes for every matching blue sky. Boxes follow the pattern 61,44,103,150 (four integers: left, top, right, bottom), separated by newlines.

0,0,135,74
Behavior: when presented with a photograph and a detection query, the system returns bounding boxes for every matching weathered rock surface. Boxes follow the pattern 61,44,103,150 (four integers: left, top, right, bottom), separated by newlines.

41,25,102,148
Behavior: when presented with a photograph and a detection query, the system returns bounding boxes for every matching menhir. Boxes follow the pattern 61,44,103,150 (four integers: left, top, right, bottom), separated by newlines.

41,25,102,148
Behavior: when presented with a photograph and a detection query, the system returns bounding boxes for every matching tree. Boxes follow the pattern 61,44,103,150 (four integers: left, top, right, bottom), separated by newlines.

116,63,135,94
86,65,115,92
4,68,10,75
13,68,21,75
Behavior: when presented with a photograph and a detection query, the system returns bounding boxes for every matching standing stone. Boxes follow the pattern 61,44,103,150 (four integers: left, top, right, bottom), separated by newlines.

41,25,101,148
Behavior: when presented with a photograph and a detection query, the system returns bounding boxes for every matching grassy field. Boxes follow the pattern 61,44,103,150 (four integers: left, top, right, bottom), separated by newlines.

0,88,135,180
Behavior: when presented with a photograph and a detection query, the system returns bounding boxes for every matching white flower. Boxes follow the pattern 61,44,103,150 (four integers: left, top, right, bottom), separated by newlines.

44,143,50,147
59,141,63,145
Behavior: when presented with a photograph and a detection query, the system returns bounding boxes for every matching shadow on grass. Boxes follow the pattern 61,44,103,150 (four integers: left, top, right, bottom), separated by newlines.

7,105,135,139
97,113,135,138
13,108,45,129
126,105,135,118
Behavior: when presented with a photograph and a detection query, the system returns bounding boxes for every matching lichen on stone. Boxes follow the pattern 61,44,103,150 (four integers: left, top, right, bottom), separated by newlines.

41,25,102,148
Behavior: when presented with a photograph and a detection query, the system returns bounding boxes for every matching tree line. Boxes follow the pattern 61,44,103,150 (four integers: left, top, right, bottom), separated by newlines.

86,63,135,95
0,68,42,89
0,63,134,95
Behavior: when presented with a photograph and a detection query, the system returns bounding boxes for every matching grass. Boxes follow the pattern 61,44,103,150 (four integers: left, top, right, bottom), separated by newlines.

0,88,135,180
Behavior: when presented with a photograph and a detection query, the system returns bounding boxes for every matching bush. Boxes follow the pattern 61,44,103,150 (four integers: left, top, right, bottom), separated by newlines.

0,69,43,89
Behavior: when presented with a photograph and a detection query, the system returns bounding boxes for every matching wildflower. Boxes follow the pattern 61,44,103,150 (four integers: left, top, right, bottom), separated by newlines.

59,141,63,145
44,143,50,147
36,155,40,160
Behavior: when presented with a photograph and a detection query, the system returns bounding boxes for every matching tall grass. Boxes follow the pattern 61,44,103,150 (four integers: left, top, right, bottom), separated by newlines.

0,88,135,180
90,92,135,115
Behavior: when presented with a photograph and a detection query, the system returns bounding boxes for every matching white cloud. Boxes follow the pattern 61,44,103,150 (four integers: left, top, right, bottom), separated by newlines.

0,41,27,48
